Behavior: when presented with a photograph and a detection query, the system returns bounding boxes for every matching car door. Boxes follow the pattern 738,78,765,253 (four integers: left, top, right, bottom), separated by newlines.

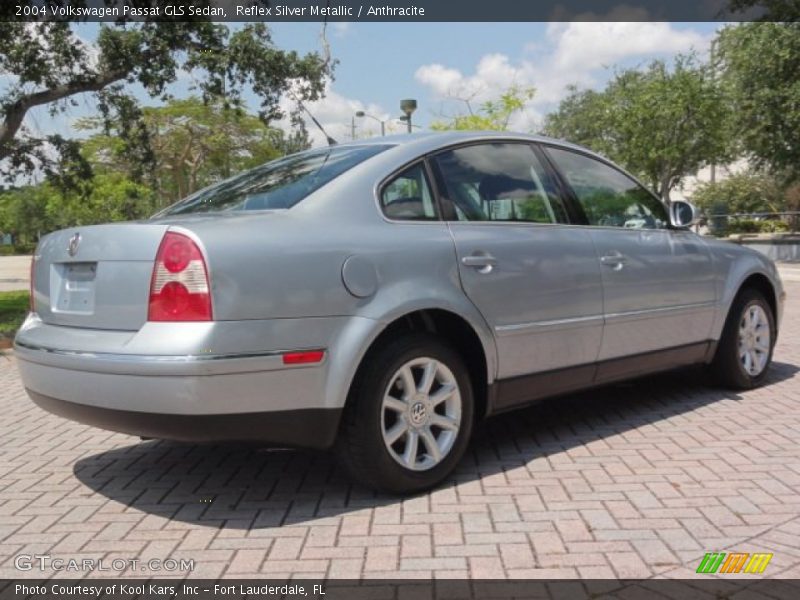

543,145,717,376
428,141,605,402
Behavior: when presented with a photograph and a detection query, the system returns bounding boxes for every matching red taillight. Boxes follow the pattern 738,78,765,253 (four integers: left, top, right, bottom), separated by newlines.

148,232,212,321
282,350,325,365
29,256,35,312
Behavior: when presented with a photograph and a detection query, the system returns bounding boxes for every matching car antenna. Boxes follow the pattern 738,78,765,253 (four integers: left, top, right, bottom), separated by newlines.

289,90,338,146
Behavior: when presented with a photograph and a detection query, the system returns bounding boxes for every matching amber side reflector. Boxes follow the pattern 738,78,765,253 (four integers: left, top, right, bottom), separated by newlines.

282,350,325,365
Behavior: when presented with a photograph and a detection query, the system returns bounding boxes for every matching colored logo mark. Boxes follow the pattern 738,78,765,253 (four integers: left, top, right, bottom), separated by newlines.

696,552,773,574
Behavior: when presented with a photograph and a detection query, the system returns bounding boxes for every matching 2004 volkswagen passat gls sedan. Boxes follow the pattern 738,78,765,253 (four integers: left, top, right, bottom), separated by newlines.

16,132,785,493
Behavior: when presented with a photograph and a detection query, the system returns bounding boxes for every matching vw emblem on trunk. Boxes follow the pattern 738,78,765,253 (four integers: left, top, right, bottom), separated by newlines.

67,232,81,257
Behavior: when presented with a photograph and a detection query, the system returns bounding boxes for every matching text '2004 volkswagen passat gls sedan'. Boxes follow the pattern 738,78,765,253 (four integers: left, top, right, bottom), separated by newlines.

16,132,785,493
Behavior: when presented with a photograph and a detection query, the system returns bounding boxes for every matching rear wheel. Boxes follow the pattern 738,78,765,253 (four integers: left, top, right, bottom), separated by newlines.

711,288,775,389
337,333,474,494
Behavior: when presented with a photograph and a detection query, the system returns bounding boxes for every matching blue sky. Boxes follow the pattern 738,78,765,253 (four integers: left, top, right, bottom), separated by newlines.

19,21,723,148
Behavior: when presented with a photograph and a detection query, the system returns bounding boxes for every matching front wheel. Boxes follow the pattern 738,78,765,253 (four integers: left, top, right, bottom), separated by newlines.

711,288,776,389
337,333,474,494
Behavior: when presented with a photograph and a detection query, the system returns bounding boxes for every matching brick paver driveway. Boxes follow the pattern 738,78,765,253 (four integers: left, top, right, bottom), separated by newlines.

1,281,798,581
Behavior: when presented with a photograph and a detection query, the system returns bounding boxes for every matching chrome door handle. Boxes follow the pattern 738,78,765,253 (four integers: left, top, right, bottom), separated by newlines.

461,253,497,273
600,252,627,270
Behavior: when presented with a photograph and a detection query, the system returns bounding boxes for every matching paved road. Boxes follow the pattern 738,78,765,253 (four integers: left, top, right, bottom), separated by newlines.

0,283,798,581
0,255,30,293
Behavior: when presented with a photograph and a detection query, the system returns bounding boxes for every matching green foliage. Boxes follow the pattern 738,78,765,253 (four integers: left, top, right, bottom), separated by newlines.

0,245,34,256
544,55,731,201
0,291,29,339
716,23,800,184
518,199,551,223
431,86,535,131
78,96,307,206
542,87,613,154
0,174,156,244
0,15,330,181
0,96,306,240
691,170,786,215
0,186,50,246
726,218,790,235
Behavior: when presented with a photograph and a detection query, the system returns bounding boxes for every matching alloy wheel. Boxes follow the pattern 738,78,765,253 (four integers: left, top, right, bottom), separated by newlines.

380,357,462,471
738,303,771,377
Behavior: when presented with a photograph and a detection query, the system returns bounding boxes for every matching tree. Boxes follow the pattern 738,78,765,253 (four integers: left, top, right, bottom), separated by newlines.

0,186,51,247
0,173,156,246
715,23,800,184
0,6,330,180
544,55,731,201
0,96,307,243
691,170,786,215
79,97,309,205
541,86,615,155
430,86,535,131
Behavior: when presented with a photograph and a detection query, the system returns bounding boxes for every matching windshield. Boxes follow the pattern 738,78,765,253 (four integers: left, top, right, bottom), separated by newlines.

156,144,391,216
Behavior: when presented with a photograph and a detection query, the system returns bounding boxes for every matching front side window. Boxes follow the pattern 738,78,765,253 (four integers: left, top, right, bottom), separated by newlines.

431,143,569,224
545,147,668,229
157,144,390,216
381,163,437,220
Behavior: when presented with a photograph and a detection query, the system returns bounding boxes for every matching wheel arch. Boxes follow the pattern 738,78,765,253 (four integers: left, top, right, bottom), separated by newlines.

719,272,780,341
737,273,778,330
328,306,497,422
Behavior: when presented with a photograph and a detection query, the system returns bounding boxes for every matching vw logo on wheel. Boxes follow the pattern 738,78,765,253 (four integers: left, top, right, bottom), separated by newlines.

67,232,81,257
410,402,427,425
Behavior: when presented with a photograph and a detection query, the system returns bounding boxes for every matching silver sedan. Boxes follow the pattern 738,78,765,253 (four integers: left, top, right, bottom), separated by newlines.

15,132,785,493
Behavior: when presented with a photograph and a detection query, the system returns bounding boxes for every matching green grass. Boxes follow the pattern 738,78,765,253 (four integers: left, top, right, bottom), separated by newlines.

0,291,29,339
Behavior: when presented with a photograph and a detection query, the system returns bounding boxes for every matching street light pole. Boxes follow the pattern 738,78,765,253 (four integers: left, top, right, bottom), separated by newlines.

355,111,386,136
351,116,356,140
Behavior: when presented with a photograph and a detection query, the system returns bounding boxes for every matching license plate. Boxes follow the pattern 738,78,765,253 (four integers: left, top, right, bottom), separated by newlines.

53,262,97,314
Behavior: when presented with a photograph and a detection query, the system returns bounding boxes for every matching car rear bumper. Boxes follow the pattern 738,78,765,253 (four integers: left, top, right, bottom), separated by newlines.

14,314,381,446
28,391,341,448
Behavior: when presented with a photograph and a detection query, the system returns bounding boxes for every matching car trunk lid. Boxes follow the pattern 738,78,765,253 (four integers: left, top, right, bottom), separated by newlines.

33,223,169,331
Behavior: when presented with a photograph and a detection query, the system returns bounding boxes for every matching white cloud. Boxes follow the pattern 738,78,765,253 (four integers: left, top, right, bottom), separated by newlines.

545,21,709,74
331,22,352,38
414,64,465,98
415,21,712,131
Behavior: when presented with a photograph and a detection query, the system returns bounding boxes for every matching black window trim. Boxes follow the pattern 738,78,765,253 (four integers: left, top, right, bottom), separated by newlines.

424,139,576,227
537,142,675,231
376,158,444,223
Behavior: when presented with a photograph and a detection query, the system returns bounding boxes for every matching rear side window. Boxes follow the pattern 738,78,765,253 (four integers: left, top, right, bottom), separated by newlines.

546,147,668,229
157,144,390,216
381,163,437,220
431,143,569,224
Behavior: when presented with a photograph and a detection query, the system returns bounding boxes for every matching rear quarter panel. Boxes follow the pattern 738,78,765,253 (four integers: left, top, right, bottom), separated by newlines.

169,147,499,409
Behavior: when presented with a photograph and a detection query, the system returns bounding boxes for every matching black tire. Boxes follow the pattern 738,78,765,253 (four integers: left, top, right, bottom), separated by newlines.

711,288,776,389
337,333,474,494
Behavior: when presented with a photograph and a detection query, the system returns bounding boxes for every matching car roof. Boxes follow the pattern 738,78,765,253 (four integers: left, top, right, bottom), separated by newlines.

339,130,608,162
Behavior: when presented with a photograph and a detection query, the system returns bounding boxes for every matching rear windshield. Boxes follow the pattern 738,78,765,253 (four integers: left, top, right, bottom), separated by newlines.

156,144,390,216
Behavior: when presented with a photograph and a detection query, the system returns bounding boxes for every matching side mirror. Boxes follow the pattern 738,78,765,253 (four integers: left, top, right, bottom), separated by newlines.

670,200,699,228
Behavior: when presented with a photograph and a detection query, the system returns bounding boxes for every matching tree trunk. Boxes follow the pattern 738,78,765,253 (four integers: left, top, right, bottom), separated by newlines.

0,71,126,161
659,173,672,203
